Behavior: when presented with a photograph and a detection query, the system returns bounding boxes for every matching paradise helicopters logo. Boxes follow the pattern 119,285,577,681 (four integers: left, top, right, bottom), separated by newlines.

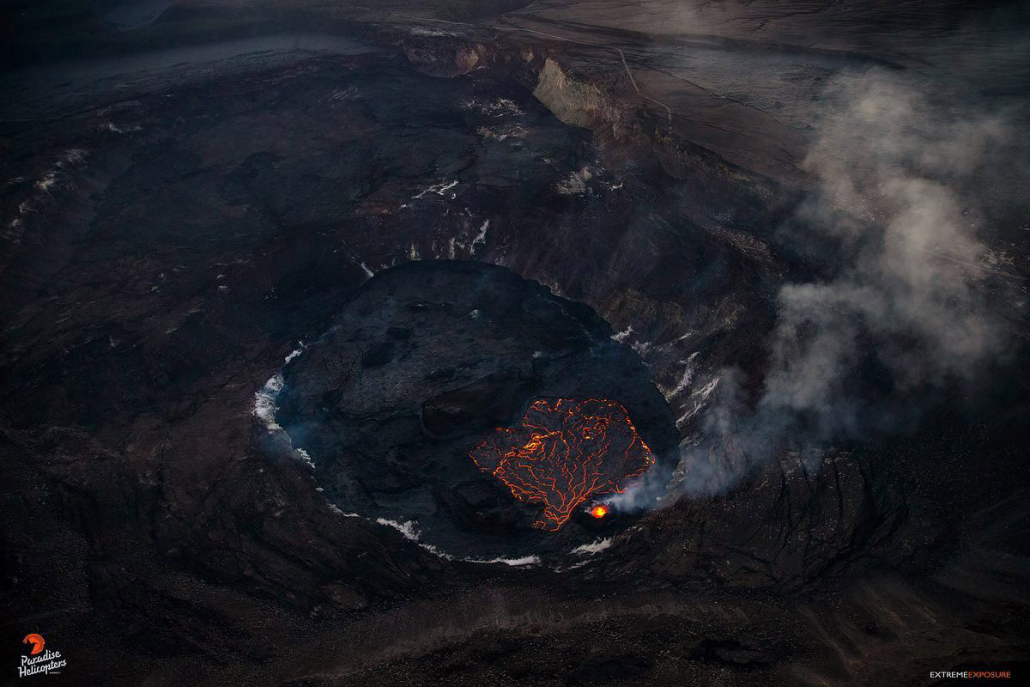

17,634,67,679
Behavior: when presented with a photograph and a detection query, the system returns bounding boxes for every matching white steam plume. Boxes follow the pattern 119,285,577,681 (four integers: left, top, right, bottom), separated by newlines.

670,69,1023,497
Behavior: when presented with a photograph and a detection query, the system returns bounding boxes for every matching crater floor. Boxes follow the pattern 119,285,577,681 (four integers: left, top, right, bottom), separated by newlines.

274,261,678,561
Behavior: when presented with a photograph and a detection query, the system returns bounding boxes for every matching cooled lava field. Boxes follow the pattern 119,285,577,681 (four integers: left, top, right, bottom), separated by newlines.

2,1,1029,685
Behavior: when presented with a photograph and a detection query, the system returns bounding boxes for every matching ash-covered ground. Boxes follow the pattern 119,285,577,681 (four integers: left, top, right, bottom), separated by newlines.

2,1,1029,685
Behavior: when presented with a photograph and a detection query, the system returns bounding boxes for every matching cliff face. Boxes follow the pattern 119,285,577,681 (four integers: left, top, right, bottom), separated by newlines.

533,57,617,130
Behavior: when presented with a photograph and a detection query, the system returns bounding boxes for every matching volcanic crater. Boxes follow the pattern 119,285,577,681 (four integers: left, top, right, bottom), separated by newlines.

2,2,1028,684
272,261,679,560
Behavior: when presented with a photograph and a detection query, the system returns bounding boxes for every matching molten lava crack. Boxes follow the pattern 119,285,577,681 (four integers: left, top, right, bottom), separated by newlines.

470,399,654,530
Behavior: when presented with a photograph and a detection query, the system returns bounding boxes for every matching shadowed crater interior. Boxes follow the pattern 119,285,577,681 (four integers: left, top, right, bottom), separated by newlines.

275,260,679,560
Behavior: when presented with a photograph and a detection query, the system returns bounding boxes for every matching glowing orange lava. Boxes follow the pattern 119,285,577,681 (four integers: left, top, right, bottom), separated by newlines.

470,398,654,531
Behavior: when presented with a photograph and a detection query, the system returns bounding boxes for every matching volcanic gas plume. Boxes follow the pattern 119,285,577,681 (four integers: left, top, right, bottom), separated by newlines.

470,399,655,530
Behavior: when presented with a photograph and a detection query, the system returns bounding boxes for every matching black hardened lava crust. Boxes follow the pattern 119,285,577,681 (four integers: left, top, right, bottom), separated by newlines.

275,261,680,560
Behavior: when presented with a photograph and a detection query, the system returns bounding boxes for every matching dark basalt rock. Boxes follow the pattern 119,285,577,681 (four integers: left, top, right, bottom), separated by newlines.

361,340,397,367
688,639,780,666
275,261,680,559
421,368,535,439
568,655,652,684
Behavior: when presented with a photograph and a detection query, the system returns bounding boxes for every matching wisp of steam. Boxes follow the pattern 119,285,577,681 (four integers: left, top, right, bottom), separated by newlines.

613,69,1024,511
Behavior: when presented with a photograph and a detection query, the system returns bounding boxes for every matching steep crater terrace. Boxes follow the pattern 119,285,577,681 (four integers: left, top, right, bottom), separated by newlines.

273,261,679,561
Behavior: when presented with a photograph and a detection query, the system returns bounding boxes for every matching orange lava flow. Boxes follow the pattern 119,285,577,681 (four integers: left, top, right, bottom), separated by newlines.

470,399,654,531
590,505,609,519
